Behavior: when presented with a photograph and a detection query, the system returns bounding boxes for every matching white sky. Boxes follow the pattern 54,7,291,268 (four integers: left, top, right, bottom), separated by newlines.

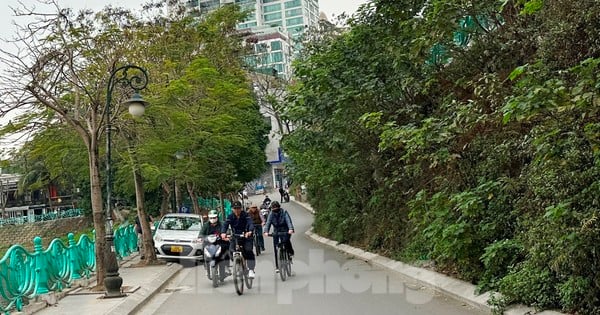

0,0,369,152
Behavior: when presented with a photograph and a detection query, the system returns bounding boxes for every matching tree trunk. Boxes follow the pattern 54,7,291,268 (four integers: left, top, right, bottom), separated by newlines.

133,166,157,263
186,182,201,215
88,138,106,288
160,182,171,217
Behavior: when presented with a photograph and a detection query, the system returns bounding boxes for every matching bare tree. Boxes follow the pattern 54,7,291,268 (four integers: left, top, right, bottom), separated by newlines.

0,1,143,289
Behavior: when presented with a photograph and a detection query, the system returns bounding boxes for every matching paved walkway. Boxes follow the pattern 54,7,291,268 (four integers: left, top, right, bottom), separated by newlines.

18,254,182,315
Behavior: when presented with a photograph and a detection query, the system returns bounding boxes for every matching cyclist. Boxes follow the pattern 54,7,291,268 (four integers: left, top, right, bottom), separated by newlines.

221,201,256,278
247,204,266,252
263,201,295,271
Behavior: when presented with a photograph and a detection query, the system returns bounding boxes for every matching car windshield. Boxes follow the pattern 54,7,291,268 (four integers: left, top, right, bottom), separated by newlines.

158,216,202,231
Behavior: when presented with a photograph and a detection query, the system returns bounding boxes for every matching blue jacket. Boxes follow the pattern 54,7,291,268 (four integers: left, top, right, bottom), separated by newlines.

264,209,294,233
221,211,254,235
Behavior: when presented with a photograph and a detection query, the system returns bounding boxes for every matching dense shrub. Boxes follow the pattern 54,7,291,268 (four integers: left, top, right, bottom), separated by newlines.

284,0,600,313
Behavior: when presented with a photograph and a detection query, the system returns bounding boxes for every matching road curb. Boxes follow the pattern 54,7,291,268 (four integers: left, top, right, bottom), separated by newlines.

106,262,183,315
294,199,565,315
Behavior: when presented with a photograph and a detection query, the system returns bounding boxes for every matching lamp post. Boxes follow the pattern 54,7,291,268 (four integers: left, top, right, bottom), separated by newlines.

104,64,149,298
171,151,184,213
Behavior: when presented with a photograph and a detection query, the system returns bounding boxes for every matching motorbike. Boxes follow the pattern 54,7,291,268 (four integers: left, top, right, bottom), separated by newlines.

203,234,230,288
260,207,270,220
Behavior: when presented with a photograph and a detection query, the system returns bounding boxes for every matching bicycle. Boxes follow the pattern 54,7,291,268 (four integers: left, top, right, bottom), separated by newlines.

268,231,292,281
230,234,253,295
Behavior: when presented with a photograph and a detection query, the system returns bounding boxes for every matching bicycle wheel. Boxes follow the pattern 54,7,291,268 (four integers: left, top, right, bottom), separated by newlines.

254,234,261,256
283,250,292,277
244,259,253,289
211,265,219,288
233,256,244,295
279,246,287,281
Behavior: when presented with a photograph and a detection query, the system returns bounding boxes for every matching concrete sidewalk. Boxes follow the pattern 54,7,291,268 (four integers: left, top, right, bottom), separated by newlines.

17,254,182,315
291,196,564,315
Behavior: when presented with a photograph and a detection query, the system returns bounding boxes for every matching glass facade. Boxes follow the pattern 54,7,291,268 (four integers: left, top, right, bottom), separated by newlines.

264,12,282,21
271,40,282,51
272,51,283,62
284,0,301,9
285,8,303,17
286,16,304,27
263,3,281,13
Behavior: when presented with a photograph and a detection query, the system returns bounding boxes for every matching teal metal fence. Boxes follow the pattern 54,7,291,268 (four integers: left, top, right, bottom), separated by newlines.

0,223,137,314
0,209,84,226
197,197,232,217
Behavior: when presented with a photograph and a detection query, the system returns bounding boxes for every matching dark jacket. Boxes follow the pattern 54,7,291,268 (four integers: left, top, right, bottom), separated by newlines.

248,209,264,225
221,211,254,235
264,209,294,233
200,221,223,236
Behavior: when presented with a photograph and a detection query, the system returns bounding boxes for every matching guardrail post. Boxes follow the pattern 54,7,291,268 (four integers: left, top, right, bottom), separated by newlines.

34,236,50,295
68,233,81,280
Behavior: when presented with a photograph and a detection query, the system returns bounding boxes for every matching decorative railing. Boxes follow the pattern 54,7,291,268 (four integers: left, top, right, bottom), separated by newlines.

0,224,137,314
0,209,84,226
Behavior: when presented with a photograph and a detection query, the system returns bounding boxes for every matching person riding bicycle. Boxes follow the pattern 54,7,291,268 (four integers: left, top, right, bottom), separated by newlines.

221,201,256,278
247,204,266,252
263,201,295,270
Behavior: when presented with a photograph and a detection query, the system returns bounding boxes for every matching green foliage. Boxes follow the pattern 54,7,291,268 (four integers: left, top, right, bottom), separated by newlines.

284,0,600,313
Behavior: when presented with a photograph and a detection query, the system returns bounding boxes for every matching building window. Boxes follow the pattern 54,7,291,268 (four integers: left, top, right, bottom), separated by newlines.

271,40,282,51
263,3,281,13
272,52,283,62
263,0,278,3
284,0,301,9
274,63,284,74
238,21,257,29
285,8,303,17
200,0,219,11
255,43,268,53
268,20,282,27
264,12,282,21
286,16,304,27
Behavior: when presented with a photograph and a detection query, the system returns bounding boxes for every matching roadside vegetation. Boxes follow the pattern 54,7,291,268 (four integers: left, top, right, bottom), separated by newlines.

284,0,600,313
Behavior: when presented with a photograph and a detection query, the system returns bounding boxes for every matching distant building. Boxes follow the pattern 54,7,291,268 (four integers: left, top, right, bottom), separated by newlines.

182,0,321,191
0,171,78,224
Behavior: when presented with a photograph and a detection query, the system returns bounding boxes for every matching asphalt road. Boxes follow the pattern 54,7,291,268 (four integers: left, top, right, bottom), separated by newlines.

136,195,487,315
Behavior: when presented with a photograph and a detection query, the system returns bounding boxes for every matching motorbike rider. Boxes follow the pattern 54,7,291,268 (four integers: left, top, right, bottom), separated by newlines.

200,210,230,276
221,201,256,278
200,210,224,236
247,203,266,252
262,195,272,206
263,201,295,271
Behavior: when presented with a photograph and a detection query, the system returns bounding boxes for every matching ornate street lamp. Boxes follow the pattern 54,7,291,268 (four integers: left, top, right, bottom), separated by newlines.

104,64,149,298
172,151,184,213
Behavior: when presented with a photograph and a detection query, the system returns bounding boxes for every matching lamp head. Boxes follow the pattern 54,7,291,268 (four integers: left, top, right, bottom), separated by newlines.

123,92,148,117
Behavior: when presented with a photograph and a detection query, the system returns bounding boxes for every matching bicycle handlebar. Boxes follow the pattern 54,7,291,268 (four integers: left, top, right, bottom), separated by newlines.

267,231,291,237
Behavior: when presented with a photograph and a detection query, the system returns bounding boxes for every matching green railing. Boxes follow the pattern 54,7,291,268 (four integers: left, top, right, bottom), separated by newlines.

0,224,138,314
0,209,84,226
197,197,232,217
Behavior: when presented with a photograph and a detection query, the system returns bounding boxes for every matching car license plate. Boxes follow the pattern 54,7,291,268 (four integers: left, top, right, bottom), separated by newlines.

171,246,183,253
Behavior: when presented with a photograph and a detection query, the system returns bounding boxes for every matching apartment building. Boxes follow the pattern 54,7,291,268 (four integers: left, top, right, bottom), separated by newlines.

185,0,321,191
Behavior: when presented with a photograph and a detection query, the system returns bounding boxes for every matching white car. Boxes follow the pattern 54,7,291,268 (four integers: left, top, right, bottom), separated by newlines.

153,213,204,265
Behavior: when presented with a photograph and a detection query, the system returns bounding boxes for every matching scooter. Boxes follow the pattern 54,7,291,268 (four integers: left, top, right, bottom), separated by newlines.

203,234,230,288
